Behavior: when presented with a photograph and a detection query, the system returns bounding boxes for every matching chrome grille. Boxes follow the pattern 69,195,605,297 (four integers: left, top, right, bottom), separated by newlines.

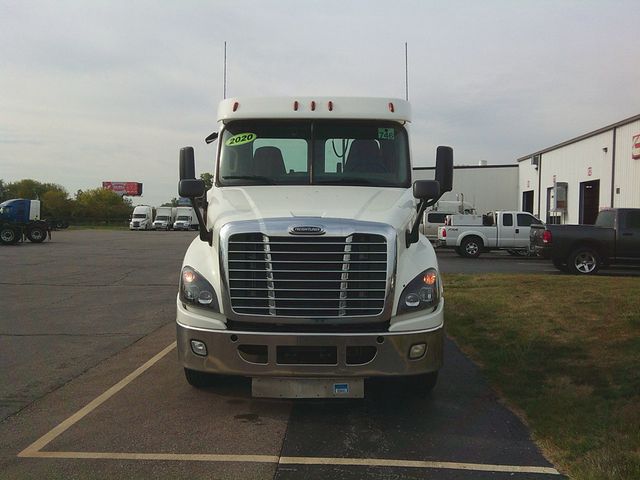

227,233,387,317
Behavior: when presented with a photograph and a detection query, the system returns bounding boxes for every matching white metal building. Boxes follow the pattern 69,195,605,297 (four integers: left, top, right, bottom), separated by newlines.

414,164,519,214
518,114,640,224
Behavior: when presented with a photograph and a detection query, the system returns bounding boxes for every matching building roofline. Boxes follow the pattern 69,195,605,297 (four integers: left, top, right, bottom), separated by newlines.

516,113,640,162
413,164,517,170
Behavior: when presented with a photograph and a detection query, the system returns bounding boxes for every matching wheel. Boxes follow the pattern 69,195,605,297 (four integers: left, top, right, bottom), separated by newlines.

27,226,47,243
507,249,526,256
402,371,439,396
460,236,483,258
568,248,600,275
184,368,213,388
0,226,20,245
552,258,569,272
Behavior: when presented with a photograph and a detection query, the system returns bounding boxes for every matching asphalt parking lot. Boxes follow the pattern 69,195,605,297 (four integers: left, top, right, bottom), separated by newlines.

0,231,563,479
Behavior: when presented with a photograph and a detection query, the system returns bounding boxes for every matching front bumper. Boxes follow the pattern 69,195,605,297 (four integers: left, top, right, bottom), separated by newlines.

177,321,443,378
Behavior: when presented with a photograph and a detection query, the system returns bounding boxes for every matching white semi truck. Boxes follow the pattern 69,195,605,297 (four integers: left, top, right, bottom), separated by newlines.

173,206,197,231
153,207,177,230
129,205,154,230
175,97,453,398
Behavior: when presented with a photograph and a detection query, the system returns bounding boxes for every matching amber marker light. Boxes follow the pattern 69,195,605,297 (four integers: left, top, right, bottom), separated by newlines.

423,271,437,285
183,270,196,283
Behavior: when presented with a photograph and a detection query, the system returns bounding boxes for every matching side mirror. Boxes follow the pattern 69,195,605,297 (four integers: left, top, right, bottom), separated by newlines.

177,146,212,245
179,147,196,180
435,146,453,193
179,179,206,198
413,180,440,200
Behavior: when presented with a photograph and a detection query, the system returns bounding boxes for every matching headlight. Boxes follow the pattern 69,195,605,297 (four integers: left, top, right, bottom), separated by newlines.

397,268,441,315
179,266,220,312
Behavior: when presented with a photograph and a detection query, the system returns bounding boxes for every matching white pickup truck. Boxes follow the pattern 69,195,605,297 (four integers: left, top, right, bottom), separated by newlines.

174,96,454,399
437,211,542,258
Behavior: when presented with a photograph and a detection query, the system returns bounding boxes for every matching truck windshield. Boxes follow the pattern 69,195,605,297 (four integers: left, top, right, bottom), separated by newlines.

177,216,189,220
156,216,168,221
217,120,410,187
133,214,147,218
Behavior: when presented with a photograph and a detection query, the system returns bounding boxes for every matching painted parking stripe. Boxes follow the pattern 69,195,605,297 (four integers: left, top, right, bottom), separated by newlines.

18,342,177,457
279,456,560,475
17,341,560,476
21,451,560,475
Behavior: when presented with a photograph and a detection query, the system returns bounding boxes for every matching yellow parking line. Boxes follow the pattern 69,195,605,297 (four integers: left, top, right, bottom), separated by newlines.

18,342,177,457
279,456,561,475
17,340,560,476
23,451,279,463
21,450,560,475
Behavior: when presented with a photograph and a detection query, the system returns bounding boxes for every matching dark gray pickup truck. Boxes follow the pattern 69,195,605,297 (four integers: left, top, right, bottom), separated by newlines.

530,208,640,274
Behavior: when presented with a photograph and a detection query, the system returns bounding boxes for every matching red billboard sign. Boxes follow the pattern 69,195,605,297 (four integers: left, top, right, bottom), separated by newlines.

102,182,143,196
633,133,640,160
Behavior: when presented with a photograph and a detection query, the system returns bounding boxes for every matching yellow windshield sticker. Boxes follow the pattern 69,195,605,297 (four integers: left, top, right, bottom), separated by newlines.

225,132,257,146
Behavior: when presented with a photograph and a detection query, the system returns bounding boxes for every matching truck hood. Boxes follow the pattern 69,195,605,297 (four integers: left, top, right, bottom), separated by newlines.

209,186,417,231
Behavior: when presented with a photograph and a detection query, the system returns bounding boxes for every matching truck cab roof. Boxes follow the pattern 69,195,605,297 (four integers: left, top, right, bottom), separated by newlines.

217,97,411,123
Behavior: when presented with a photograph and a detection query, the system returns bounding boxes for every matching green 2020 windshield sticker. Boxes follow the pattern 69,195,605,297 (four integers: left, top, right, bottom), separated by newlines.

378,128,395,140
225,132,257,146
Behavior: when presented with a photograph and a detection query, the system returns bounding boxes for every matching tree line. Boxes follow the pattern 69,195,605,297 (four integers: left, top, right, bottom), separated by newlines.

0,179,133,224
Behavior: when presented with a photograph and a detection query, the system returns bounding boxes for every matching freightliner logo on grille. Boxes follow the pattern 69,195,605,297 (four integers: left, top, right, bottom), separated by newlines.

289,225,325,235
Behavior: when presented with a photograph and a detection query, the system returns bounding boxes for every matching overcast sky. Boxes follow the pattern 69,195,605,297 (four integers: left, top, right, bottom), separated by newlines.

1,0,639,206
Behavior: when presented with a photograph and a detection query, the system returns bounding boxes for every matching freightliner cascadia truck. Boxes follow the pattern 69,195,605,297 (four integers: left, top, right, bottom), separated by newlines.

176,97,453,398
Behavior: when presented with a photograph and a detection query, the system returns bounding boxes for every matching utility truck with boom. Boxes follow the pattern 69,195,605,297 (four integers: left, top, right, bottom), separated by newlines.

175,97,453,398
437,211,542,257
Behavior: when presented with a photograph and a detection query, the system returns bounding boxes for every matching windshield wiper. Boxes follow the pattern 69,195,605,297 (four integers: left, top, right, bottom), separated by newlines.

221,175,276,184
314,177,379,186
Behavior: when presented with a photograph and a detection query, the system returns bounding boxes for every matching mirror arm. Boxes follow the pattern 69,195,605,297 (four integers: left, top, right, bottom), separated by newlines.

406,197,440,248
189,196,212,245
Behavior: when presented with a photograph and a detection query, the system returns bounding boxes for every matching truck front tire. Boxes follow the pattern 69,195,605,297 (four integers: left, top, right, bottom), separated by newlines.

0,226,20,245
27,226,47,243
461,236,483,258
400,371,439,396
568,247,600,275
184,368,214,388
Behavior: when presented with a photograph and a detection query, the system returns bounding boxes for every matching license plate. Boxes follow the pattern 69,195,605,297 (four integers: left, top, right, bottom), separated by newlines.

252,377,364,399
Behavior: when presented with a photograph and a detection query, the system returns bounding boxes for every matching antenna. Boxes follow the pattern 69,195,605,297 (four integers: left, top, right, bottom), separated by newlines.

223,41,227,99
404,42,409,101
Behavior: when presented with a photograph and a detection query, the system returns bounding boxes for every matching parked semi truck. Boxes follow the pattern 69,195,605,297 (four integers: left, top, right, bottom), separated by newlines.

437,211,542,257
153,207,177,230
0,199,50,245
175,97,454,398
530,208,640,274
129,205,154,230
173,206,197,231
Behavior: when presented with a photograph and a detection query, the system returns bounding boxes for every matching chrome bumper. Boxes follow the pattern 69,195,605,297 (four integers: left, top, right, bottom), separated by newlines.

177,322,443,378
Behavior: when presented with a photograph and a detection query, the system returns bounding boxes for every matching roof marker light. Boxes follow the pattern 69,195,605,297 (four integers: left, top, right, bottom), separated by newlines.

311,101,316,111
388,102,395,113
232,102,239,112
328,101,333,111
293,101,299,111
